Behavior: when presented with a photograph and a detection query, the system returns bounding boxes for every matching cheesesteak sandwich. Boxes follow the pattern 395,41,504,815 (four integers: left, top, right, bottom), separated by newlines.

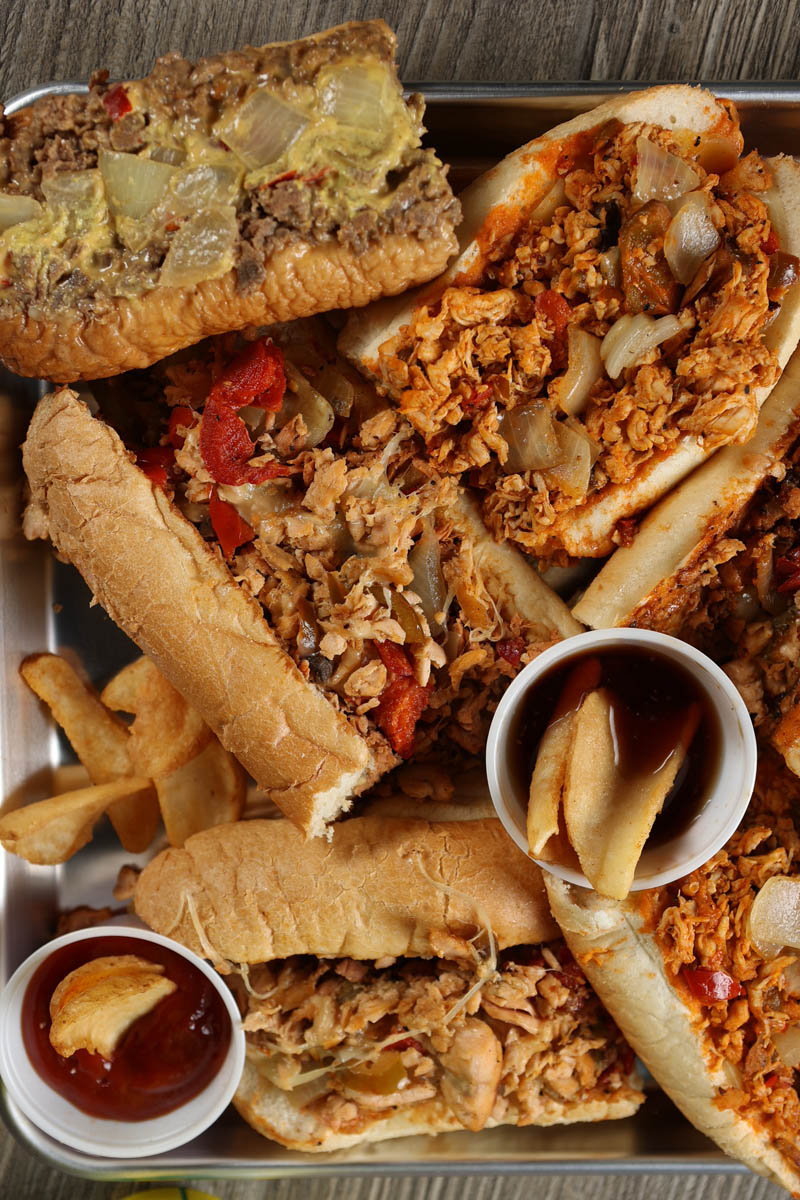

0,21,459,382
22,321,580,836
134,815,643,1149
342,86,800,563
547,752,800,1194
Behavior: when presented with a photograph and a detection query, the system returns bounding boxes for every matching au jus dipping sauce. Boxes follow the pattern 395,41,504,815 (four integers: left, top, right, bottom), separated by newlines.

22,935,231,1120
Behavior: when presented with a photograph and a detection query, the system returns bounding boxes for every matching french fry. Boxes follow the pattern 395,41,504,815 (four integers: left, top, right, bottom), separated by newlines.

101,656,212,778
20,653,133,782
0,779,154,865
563,690,701,899
156,739,246,847
527,657,602,856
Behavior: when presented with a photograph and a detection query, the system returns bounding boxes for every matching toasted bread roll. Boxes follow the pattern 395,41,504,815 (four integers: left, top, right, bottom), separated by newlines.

0,21,459,382
134,815,559,963
342,86,800,563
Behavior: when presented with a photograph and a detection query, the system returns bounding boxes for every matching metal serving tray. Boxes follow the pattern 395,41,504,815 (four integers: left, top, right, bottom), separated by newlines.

1,80,796,1183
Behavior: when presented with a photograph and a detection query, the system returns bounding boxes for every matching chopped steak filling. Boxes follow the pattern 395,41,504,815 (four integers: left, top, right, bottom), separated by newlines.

0,22,458,317
99,320,560,766
641,753,800,1164
236,939,641,1136
371,110,797,563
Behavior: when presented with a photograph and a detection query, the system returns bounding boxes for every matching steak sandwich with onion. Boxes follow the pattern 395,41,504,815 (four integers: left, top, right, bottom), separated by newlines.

22,320,580,837
342,85,800,565
547,751,800,1195
0,20,460,382
133,814,643,1149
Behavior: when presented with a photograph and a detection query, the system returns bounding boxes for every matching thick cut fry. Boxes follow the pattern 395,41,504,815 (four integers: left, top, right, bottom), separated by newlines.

563,691,701,899
49,955,176,1059
101,656,212,778
20,653,133,782
0,778,154,865
156,739,247,847
527,657,602,856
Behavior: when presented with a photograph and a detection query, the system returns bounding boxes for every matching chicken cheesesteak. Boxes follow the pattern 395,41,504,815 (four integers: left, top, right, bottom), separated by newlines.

344,85,800,563
22,319,579,835
134,816,643,1149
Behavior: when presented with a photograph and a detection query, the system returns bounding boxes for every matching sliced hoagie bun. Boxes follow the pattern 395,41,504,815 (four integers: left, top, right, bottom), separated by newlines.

341,87,800,562
22,388,386,837
0,21,459,382
545,876,800,1195
573,346,800,630
134,815,559,962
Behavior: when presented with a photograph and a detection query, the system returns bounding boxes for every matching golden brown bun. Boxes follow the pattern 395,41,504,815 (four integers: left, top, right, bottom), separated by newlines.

134,815,560,963
1,21,458,383
3,230,457,384
546,876,800,1194
342,90,800,558
573,346,800,630
22,388,390,837
233,1053,642,1151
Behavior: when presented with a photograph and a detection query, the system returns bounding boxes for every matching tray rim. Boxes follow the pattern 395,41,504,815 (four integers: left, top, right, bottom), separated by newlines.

3,75,792,1182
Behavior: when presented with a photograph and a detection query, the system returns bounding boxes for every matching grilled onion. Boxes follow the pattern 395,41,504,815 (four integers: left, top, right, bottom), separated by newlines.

216,89,308,170
633,136,701,204
170,164,241,214
409,518,446,630
544,420,595,499
531,179,566,223
279,362,335,448
747,875,800,959
598,246,621,287
551,327,603,415
99,149,176,221
773,1026,800,1069
664,191,721,285
601,313,682,380
499,403,561,473
159,207,238,288
0,192,42,231
319,64,389,133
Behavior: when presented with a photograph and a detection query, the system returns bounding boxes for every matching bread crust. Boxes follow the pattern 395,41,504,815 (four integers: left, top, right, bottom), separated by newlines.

573,345,800,629
3,229,458,383
22,387,388,836
545,876,800,1194
232,1053,641,1152
342,91,800,559
134,815,560,963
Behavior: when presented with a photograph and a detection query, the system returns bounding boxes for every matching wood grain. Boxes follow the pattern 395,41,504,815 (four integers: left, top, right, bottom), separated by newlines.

0,0,797,1196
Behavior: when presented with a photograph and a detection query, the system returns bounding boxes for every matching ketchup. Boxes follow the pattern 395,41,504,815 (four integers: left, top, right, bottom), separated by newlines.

22,936,232,1121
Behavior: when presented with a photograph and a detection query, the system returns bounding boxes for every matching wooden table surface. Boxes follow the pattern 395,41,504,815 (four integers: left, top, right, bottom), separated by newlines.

0,0,796,1196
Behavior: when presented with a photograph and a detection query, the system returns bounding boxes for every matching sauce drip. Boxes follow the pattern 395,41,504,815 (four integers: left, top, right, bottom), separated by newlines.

511,647,721,849
22,935,232,1121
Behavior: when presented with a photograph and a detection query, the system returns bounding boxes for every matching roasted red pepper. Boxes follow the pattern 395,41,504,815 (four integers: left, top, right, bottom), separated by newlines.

136,446,175,489
682,967,743,1003
208,489,256,558
167,405,198,450
496,637,524,668
462,385,493,415
374,641,429,757
762,229,780,255
535,289,571,367
385,1036,425,1054
102,84,132,121
200,339,288,486
775,546,800,593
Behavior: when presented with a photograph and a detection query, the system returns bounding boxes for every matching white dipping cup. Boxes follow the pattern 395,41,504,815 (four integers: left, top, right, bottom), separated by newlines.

0,926,245,1157
486,628,757,891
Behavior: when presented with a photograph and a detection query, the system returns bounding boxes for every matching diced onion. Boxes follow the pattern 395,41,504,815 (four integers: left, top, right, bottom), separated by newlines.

216,89,308,170
279,361,335,448
601,313,682,380
544,420,593,499
531,179,566,223
319,64,389,133
599,246,621,288
41,169,102,209
499,403,562,473
550,327,603,415
99,149,175,221
150,145,187,166
159,207,238,288
664,191,721,285
773,1026,800,1069
409,518,447,629
633,136,701,204
748,875,800,959
218,481,296,524
0,192,42,231
784,960,800,996
170,164,241,214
